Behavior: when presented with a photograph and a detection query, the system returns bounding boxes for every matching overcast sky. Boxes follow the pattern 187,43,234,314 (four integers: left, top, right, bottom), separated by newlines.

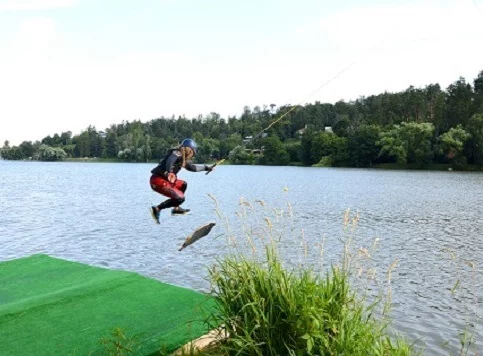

1,0,482,145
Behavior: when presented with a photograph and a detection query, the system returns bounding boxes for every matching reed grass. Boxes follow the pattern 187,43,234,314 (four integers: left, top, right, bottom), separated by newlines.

441,248,479,355
206,247,411,355
203,196,413,355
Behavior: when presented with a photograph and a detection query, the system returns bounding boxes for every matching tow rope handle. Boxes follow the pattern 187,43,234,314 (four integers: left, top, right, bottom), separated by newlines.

206,159,225,175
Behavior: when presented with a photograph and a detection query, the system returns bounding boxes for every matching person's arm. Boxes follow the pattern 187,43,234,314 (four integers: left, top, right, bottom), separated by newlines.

185,162,212,172
157,151,181,182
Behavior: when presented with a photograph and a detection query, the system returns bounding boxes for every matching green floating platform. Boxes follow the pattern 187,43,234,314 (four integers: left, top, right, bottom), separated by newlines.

0,254,215,355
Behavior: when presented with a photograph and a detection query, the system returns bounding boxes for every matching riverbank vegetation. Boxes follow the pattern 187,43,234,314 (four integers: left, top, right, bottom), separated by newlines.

2,70,482,170
194,198,413,355
204,247,412,355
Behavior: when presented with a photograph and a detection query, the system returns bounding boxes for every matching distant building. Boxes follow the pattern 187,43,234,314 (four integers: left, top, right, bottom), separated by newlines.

244,148,263,155
243,136,253,144
296,125,333,138
296,124,308,137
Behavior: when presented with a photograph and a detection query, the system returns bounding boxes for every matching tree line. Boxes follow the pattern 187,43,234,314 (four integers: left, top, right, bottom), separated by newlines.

2,70,483,170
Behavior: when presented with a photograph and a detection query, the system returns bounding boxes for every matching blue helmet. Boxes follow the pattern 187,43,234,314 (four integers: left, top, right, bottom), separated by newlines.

181,138,198,154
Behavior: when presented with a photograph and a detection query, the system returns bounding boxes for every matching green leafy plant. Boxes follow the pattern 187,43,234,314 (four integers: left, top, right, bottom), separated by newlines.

204,197,412,355
99,327,139,355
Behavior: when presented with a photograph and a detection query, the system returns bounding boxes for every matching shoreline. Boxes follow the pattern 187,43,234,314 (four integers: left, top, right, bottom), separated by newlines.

44,158,483,172
2,157,482,171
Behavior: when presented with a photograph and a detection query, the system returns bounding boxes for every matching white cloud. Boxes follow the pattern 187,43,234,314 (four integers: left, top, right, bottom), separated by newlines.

292,1,483,103
11,16,58,53
0,0,77,11
0,39,236,145
301,2,482,49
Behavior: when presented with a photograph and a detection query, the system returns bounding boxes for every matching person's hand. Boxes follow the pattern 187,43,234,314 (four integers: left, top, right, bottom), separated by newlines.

205,165,215,173
167,172,176,183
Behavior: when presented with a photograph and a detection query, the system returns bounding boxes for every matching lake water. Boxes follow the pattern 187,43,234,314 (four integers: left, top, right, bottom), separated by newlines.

1,160,482,354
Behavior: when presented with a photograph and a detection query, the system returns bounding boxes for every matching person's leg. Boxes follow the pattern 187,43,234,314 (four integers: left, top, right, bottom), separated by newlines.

149,175,185,222
171,179,189,214
177,180,187,193
154,182,185,210
157,189,184,210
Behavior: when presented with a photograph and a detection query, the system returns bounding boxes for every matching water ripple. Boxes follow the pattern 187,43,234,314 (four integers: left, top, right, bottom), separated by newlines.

1,162,482,355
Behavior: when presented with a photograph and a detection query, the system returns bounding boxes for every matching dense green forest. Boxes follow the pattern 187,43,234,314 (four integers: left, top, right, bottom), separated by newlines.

2,70,483,170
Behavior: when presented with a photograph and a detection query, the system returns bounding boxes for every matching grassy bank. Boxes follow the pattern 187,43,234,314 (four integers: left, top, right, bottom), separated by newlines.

61,157,482,172
371,163,483,171
65,157,121,163
195,198,413,355
204,247,411,355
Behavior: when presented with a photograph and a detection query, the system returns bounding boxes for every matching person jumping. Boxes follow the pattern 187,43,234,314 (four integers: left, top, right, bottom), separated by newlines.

149,138,214,224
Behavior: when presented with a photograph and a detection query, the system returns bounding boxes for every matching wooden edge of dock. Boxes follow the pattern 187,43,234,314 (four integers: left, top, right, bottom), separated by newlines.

173,326,229,355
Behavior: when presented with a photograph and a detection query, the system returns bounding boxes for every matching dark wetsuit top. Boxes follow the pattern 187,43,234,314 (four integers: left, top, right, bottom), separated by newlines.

151,148,206,179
